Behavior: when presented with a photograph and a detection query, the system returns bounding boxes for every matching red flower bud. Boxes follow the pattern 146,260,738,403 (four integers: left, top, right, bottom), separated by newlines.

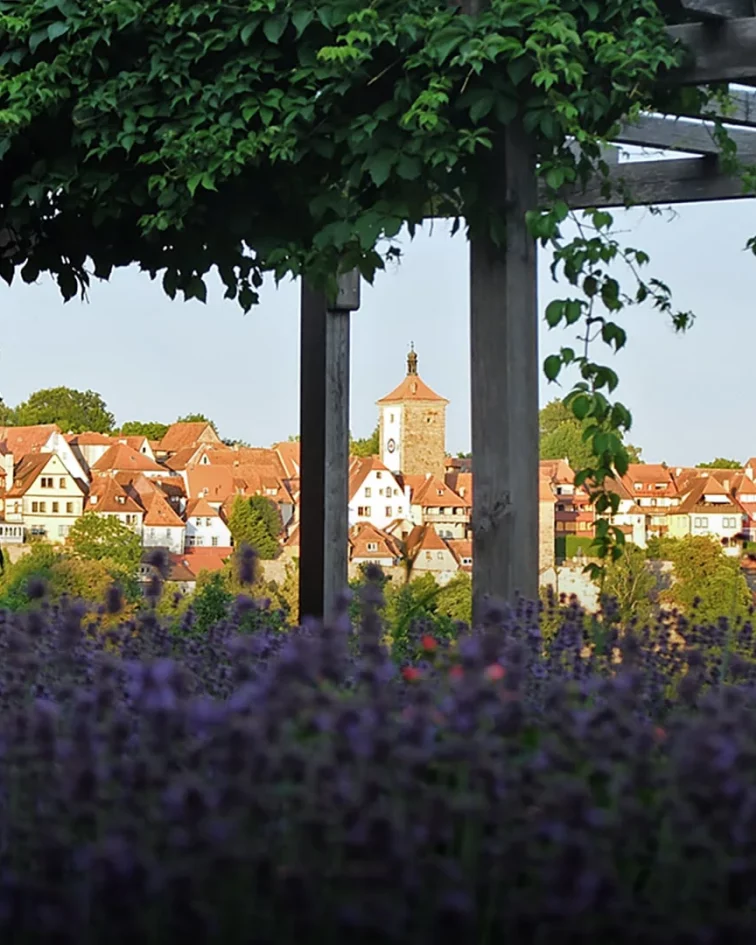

484,663,506,681
449,665,464,680
402,666,422,682
421,634,437,652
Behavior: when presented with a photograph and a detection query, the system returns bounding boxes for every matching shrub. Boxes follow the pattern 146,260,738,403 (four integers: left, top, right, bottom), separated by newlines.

0,570,755,941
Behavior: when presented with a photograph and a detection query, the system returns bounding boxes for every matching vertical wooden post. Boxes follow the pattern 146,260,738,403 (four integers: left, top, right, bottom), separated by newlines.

299,281,327,621
299,271,360,623
470,121,539,620
323,269,359,618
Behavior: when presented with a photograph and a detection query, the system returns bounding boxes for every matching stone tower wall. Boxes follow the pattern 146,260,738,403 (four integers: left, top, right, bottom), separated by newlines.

401,401,446,478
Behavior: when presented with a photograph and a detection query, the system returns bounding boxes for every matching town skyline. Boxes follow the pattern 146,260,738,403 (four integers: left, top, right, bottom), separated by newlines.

2,200,756,466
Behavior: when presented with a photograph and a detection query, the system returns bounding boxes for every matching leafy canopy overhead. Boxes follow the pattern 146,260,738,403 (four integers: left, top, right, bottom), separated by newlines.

0,0,731,567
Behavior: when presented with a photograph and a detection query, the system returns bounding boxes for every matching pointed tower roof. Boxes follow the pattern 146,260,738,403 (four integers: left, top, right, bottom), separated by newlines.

377,346,448,405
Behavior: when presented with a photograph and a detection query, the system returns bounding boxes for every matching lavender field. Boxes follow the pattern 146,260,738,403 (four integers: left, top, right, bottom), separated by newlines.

0,551,753,944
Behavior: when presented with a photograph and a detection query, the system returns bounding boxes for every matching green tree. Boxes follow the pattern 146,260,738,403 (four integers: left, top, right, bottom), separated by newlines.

599,543,655,626
227,496,280,560
435,572,472,624
350,425,380,458
66,513,142,575
177,413,218,432
696,458,742,469
192,571,233,633
539,399,642,469
660,535,750,625
0,399,17,425
15,387,115,433
0,544,59,610
119,420,170,441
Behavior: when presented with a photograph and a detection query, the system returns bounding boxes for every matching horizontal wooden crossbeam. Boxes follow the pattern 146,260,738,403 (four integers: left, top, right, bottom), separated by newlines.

680,0,755,19
554,155,753,208
615,112,756,155
668,18,756,84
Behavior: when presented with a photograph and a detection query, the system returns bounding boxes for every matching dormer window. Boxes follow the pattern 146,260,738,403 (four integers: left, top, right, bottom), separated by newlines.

366,542,378,552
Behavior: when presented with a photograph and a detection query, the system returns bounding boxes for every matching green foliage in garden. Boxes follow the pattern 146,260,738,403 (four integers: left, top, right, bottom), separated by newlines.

227,495,281,560
350,424,380,458
0,0,743,569
600,542,655,625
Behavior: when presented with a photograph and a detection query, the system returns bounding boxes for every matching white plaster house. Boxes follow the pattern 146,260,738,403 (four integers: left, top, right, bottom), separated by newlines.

348,456,408,531
184,497,232,550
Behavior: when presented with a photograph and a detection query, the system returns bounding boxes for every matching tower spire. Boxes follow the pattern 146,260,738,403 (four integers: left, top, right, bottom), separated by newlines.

407,342,418,376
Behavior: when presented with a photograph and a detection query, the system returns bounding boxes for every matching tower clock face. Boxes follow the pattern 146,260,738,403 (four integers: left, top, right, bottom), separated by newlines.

387,438,396,454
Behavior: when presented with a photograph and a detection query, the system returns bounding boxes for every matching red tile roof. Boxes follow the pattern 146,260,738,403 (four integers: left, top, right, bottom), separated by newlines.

0,424,59,456
91,443,164,473
181,547,234,577
87,476,144,515
159,422,221,454
406,524,449,558
405,473,469,508
349,522,401,561
377,374,448,405
348,456,393,501
185,466,238,503
5,453,52,498
67,432,115,447
143,493,185,528
447,538,472,570
185,496,220,518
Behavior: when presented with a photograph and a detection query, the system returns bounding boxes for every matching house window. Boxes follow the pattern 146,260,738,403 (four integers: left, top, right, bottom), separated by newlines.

39,502,46,513
212,537,218,547
195,518,203,526
150,529,156,538
462,557,472,566
58,525,68,537
425,551,432,561
195,537,204,547
66,502,73,514
31,502,39,513
40,477,52,489
52,502,59,514
397,506,403,514
165,529,171,538
367,542,378,552
386,507,392,517
694,517,709,528
206,518,211,527
376,472,382,479
437,552,444,559
13,503,19,514
390,413,394,423
365,488,372,498
393,489,399,496
634,483,642,491
59,478,66,489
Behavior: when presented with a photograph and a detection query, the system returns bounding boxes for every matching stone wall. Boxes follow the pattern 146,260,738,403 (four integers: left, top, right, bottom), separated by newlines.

538,501,555,572
401,401,447,478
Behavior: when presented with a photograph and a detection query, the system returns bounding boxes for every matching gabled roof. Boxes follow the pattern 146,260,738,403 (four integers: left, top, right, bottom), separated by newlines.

185,466,238,503
91,443,164,473
349,522,400,560
676,475,745,515
185,496,221,519
539,458,575,485
67,432,115,447
447,539,472,569
181,547,233,577
377,374,448,405
539,477,556,503
348,456,394,501
159,422,221,454
5,453,53,498
406,524,449,558
274,441,301,478
87,476,144,515
143,493,185,528
162,446,201,471
405,473,469,508
283,521,300,548
0,424,59,456
445,471,472,501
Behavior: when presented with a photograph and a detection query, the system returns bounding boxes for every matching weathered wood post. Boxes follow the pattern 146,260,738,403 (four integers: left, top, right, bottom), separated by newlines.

469,121,539,620
323,269,360,619
299,281,327,622
299,270,360,623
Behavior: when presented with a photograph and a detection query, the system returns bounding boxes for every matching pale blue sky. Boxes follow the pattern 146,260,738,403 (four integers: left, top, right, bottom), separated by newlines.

1,195,755,467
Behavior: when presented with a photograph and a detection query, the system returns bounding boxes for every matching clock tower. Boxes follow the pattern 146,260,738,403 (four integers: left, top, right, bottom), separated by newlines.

377,345,449,477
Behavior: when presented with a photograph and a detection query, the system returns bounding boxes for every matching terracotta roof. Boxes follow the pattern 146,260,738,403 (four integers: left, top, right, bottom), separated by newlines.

91,443,165,473
116,435,150,452
0,424,59,456
162,447,201,471
677,476,746,515
348,456,394,501
539,459,575,484
539,477,556,503
273,441,301,479
406,473,469,508
159,422,220,454
185,496,220,518
283,522,300,548
445,471,472,501
447,539,472,569
165,554,197,583
68,432,115,447
349,522,400,560
143,493,185,528
406,524,449,558
87,476,144,515
377,374,448,405
181,547,233,577
185,466,238,503
6,453,52,498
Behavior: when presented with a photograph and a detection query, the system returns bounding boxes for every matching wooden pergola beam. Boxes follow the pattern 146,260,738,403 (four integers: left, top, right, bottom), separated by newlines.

679,0,755,19
615,112,756,155
668,18,756,84
554,155,754,208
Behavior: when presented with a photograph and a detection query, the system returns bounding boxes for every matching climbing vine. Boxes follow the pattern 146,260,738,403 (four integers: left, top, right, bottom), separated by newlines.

0,0,742,568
